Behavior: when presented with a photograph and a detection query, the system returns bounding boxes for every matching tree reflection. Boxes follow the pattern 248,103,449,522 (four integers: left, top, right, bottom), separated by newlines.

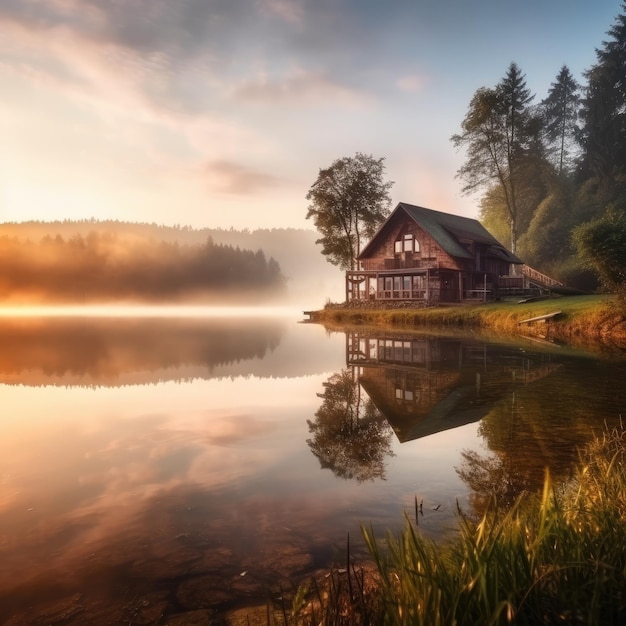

456,381,611,519
307,369,395,483
456,449,535,519
456,393,537,517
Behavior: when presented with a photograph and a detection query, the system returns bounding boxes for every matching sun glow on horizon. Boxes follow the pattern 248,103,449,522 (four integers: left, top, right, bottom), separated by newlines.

0,304,304,319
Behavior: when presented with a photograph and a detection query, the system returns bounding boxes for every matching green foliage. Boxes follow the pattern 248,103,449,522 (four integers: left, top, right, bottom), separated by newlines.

479,186,512,247
516,180,576,271
306,153,394,270
452,63,544,253
551,257,598,293
573,206,626,299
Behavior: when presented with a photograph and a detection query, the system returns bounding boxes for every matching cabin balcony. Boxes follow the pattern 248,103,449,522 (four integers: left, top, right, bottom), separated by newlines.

360,258,439,271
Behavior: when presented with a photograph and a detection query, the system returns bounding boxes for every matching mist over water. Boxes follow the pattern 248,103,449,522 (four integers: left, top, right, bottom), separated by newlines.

0,304,304,318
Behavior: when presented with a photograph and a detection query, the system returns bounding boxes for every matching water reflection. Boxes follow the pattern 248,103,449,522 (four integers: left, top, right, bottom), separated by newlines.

0,316,286,386
307,369,395,482
0,317,348,624
331,330,626,516
1,319,625,623
346,331,563,442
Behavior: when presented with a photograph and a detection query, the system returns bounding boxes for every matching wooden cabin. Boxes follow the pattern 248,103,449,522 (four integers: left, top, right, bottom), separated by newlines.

346,202,524,304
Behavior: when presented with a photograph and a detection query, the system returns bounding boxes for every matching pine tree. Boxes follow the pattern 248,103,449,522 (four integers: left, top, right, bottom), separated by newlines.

579,2,626,184
541,65,581,175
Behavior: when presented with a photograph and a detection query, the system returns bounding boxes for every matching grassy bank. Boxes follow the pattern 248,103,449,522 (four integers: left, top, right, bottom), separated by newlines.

309,295,626,351
270,424,626,625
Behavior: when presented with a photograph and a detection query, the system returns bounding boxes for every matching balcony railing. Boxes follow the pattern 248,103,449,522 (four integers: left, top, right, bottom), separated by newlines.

360,258,438,271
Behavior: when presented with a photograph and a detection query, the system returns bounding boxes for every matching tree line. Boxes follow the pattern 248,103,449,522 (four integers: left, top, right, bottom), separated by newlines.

452,2,626,294
0,220,343,298
0,232,285,303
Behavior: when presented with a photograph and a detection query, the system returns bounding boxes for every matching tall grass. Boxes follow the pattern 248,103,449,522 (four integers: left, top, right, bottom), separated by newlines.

361,423,626,625
282,423,626,625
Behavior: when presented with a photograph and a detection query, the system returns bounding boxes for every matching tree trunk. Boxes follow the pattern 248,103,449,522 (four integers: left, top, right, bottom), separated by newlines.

510,218,517,254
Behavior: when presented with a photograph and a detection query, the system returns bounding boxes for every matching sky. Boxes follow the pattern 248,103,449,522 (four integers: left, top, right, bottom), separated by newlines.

0,0,623,231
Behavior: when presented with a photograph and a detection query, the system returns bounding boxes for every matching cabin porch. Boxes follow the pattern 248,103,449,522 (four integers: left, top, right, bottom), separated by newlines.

345,268,498,304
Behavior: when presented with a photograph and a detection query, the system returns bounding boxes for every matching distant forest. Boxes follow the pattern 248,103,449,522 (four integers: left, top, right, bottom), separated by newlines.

0,228,285,303
0,221,342,304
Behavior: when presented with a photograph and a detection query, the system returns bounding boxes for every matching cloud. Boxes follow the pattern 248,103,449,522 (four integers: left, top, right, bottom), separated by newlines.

233,69,370,107
0,0,255,117
0,1,280,173
205,160,281,194
204,413,276,446
0,0,392,122
396,73,427,93
258,0,304,25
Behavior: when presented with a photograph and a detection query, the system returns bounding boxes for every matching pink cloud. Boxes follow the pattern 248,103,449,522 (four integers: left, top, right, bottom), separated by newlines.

259,0,305,25
396,73,426,93
205,160,281,195
233,68,370,107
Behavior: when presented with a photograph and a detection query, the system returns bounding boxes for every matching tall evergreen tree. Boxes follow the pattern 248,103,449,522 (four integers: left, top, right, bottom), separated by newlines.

452,63,544,253
541,65,581,176
579,2,626,186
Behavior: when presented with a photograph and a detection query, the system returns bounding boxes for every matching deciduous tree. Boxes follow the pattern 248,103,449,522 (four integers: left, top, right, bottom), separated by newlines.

306,369,395,483
306,153,393,270
573,206,626,301
452,63,544,253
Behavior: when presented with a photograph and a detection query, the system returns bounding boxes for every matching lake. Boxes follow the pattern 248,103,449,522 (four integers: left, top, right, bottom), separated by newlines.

0,309,625,623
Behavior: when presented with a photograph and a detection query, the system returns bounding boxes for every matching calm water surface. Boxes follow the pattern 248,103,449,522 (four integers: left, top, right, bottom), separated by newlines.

0,312,625,623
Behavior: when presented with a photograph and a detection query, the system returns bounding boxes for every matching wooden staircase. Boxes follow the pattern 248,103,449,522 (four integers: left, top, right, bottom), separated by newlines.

521,265,564,290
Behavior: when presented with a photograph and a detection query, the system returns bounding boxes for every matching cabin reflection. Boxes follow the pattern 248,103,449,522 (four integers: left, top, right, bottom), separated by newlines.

346,331,561,442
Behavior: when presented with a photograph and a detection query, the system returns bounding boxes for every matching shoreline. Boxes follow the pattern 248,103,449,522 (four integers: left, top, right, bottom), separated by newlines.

305,295,626,355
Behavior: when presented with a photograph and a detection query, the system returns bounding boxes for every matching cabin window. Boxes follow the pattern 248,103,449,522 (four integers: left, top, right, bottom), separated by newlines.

395,388,415,402
395,233,420,254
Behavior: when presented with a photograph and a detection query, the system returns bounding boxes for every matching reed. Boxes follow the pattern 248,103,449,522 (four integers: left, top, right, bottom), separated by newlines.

360,423,626,625
278,423,626,625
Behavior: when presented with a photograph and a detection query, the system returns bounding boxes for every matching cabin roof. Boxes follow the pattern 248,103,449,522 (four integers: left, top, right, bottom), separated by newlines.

358,202,523,264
